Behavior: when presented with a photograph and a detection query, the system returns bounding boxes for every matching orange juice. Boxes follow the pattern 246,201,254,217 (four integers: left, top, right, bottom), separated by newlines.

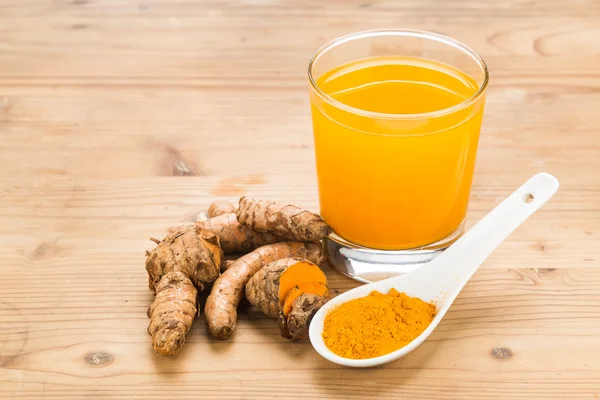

310,56,485,250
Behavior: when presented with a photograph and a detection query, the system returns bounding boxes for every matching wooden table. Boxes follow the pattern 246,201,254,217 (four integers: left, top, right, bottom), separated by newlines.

1,0,599,398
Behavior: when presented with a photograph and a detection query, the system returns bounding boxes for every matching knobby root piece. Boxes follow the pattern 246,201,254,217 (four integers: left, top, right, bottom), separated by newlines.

279,293,328,340
236,197,331,242
204,242,324,340
245,257,329,340
145,225,222,356
208,200,236,218
282,283,328,316
196,213,283,254
245,258,328,318
146,225,222,292
147,271,197,356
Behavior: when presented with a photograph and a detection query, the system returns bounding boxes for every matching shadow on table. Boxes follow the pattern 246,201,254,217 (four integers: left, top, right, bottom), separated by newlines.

308,340,439,396
240,300,317,358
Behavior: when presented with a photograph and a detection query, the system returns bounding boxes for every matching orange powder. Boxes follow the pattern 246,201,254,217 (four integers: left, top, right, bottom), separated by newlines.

322,289,436,359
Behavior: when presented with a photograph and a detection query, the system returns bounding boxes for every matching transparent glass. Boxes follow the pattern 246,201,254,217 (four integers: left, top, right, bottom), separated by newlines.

309,29,488,252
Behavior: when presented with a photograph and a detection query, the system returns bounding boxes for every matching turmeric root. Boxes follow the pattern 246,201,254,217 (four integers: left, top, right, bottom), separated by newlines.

196,213,283,254
208,200,236,218
245,258,329,318
245,258,329,339
282,283,328,316
145,225,222,355
204,242,324,340
146,271,197,355
236,197,331,242
279,293,328,340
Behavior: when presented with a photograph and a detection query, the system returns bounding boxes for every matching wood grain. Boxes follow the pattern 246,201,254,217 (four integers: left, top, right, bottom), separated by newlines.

1,0,599,399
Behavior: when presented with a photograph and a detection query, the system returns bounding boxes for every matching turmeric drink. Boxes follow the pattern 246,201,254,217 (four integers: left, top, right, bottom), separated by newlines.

322,289,436,359
310,56,486,250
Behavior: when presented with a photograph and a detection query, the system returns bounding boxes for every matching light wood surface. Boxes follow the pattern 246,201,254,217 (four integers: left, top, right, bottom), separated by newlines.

1,0,599,399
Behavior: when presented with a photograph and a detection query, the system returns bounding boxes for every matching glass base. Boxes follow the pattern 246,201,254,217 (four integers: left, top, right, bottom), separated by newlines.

325,221,465,283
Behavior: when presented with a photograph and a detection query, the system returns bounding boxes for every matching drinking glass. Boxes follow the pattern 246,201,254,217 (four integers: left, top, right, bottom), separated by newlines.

308,29,489,282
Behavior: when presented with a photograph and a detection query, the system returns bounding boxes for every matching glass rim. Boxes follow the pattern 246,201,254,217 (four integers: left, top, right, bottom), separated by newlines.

307,29,489,120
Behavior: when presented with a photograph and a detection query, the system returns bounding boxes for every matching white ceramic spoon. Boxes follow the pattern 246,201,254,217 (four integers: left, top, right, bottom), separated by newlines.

309,172,559,367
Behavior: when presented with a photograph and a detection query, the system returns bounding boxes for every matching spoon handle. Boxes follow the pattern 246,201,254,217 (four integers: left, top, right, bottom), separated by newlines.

432,173,559,284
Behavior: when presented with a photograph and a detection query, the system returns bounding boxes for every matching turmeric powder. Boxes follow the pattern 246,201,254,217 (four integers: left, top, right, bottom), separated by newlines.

322,289,436,359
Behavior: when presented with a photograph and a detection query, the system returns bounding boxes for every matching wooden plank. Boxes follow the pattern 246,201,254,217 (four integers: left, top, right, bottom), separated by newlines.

1,84,599,181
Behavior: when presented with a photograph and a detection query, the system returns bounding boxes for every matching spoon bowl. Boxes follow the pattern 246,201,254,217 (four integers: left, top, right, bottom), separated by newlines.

309,173,560,367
